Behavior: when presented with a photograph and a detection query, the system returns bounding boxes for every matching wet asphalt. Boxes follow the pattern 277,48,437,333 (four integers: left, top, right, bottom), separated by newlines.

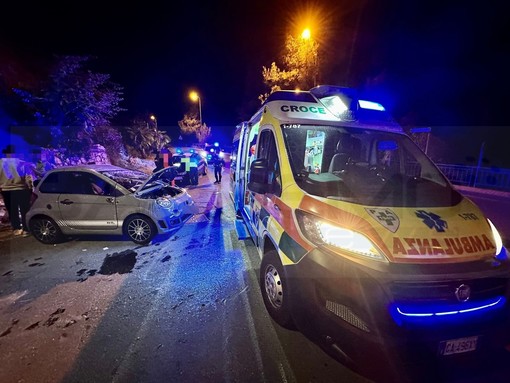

0,167,369,383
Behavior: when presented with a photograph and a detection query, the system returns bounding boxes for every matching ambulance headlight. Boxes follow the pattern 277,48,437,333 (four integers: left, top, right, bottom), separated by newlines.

488,219,507,260
296,210,387,261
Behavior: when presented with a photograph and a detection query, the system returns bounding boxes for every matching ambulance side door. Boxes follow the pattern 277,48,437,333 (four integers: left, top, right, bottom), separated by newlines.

245,128,282,240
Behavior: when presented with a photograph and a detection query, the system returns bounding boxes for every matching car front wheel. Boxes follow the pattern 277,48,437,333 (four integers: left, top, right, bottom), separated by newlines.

30,217,63,244
124,215,156,245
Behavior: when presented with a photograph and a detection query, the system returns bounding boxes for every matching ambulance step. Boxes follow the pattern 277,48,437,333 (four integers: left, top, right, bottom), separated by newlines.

235,218,250,240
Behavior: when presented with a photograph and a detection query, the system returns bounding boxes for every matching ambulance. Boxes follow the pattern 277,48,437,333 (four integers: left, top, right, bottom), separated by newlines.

231,85,510,381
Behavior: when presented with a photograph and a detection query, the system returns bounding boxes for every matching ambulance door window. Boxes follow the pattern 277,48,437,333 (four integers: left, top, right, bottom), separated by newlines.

257,130,281,196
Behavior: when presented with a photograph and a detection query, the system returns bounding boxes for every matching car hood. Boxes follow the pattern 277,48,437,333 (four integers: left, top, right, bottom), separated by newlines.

136,168,176,193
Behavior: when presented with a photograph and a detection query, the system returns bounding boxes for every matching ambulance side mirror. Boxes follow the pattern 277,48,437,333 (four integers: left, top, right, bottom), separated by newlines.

248,158,273,194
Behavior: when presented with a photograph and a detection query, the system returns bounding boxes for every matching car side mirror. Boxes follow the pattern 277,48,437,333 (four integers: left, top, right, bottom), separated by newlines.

247,158,274,194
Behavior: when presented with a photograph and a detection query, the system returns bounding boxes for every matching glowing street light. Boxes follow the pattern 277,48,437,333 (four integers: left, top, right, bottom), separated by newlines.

189,91,202,127
150,114,157,128
300,28,318,87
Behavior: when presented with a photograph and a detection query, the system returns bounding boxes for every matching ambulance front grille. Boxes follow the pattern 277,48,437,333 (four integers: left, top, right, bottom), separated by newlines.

390,277,508,303
325,300,370,333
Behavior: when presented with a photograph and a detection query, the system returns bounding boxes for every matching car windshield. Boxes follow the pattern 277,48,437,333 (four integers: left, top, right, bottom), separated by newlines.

283,124,461,207
99,168,148,192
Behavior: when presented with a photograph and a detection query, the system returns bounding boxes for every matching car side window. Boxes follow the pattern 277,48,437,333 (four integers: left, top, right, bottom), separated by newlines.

39,172,69,193
60,172,111,195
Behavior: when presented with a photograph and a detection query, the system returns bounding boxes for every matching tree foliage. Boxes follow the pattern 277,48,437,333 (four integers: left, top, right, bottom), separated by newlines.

260,34,320,103
178,113,211,146
123,116,171,158
12,55,126,154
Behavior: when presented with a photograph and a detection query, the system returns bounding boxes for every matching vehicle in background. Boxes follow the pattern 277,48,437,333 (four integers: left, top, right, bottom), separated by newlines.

27,164,198,245
171,152,208,185
231,85,510,382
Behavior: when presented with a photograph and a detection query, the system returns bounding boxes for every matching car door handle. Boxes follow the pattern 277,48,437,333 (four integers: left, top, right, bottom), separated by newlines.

60,199,74,205
106,197,115,204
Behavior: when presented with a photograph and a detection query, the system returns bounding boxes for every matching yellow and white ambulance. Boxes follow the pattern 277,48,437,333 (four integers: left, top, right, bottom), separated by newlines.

231,85,510,381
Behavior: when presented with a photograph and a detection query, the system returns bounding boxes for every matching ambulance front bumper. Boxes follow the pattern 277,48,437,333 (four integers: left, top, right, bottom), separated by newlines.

284,247,510,379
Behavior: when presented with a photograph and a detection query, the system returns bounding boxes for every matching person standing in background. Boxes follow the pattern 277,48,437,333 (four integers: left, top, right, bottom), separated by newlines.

189,155,199,186
0,145,36,236
212,153,225,184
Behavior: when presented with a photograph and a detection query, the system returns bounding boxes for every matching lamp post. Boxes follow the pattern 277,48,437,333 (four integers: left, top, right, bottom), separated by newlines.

150,114,157,129
150,114,161,150
189,91,202,127
301,28,318,87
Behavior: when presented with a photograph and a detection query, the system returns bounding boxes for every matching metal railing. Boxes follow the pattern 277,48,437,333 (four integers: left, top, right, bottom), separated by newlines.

437,164,510,192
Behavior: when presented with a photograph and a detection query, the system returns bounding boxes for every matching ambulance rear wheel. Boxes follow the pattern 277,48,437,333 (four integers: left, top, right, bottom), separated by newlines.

260,250,295,329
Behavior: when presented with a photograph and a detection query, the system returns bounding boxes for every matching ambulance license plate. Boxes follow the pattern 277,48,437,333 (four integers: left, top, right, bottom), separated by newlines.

438,336,479,356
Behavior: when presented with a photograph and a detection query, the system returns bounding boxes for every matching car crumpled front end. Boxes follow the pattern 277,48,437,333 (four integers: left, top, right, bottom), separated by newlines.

137,184,199,229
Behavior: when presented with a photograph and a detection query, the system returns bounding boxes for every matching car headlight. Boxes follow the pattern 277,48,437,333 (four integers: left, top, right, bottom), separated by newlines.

156,197,175,210
488,219,507,260
296,210,387,262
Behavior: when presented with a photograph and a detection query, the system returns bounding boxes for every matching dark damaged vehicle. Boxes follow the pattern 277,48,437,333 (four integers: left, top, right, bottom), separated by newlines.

27,164,198,244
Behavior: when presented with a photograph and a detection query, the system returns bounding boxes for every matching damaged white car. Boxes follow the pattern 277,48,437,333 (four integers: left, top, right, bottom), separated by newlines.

27,164,198,244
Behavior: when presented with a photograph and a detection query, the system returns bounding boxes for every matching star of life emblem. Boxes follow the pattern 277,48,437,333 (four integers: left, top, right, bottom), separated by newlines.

365,208,400,233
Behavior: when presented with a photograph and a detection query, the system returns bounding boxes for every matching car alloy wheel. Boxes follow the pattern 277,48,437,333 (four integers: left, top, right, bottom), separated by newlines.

30,217,63,244
125,215,155,245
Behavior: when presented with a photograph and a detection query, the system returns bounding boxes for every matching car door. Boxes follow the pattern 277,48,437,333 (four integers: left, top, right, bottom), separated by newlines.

57,171,118,231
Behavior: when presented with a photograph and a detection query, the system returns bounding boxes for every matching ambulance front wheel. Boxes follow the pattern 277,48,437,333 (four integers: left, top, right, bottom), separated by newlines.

260,250,295,329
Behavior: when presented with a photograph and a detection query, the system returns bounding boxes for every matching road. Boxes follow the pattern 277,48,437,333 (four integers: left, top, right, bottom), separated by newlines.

0,168,370,383
1,169,509,383
455,185,510,248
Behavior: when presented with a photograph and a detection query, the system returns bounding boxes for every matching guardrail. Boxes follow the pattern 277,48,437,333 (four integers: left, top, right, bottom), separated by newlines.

437,164,510,192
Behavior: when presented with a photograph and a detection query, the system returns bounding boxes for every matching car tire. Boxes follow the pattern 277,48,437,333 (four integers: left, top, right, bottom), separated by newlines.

124,214,156,245
29,216,64,244
260,250,295,329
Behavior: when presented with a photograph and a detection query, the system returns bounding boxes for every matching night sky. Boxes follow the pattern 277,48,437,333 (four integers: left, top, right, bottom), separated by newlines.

1,0,509,167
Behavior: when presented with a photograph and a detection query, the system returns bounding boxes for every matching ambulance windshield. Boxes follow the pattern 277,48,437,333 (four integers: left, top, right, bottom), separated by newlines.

283,125,462,207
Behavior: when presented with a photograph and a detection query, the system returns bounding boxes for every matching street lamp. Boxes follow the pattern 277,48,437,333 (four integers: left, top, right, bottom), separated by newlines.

150,114,157,129
150,114,161,150
301,28,318,87
189,91,202,127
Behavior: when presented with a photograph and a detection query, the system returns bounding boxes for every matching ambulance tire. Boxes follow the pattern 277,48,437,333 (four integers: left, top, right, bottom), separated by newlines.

260,250,296,330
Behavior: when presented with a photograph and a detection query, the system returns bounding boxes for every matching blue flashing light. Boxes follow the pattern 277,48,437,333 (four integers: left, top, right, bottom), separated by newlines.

189,148,195,153
210,148,214,152
496,246,507,262
176,148,182,154
390,296,506,326
359,100,385,111
410,127,432,133
214,142,219,147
